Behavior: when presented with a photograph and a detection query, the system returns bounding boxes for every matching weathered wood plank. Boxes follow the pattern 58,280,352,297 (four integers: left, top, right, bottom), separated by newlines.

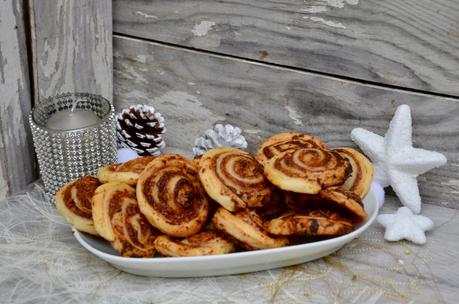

29,0,113,102
113,35,459,209
0,0,35,200
113,0,459,96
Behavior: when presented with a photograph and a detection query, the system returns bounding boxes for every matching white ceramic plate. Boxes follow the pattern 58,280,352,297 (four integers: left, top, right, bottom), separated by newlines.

74,189,378,277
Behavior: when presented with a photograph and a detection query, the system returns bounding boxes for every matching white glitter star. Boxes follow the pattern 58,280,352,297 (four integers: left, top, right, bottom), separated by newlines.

377,207,434,244
351,104,447,214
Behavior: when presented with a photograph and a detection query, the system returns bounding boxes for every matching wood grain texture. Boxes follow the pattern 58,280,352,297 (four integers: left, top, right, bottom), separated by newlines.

113,0,459,96
0,0,35,200
29,0,113,102
113,35,459,209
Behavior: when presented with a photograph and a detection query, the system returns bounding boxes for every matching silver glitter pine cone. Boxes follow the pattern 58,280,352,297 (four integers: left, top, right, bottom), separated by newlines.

116,104,166,156
193,124,248,156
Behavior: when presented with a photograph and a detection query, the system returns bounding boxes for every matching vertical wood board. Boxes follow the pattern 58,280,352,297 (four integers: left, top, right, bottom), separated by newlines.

0,0,35,199
30,0,113,102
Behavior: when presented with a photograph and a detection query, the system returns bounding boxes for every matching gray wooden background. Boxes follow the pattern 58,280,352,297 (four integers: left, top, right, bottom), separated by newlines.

0,0,35,199
0,0,112,200
112,0,459,209
1,0,458,209
29,0,113,102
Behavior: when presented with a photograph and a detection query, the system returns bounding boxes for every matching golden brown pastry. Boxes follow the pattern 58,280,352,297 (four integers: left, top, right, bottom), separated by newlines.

257,132,328,165
193,154,203,169
154,231,236,257
137,154,209,237
266,210,354,237
97,156,155,185
264,148,351,194
334,147,374,198
55,175,101,235
212,208,289,250
256,187,289,221
285,187,367,224
92,182,158,257
199,148,272,212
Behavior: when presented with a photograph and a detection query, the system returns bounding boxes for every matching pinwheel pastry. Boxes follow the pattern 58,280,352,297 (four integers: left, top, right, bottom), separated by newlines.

199,147,272,212
212,208,289,250
285,187,367,225
97,156,155,185
256,132,328,165
137,154,209,237
55,175,101,235
154,230,236,257
266,210,354,237
264,148,351,194
92,182,158,257
333,147,374,198
256,187,289,221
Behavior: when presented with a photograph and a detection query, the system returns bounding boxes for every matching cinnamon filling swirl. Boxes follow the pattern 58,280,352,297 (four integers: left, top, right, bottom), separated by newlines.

63,176,100,219
273,149,347,177
55,175,100,236
97,156,155,185
264,148,350,194
116,156,155,173
137,154,209,237
262,139,325,160
334,147,374,198
199,148,272,211
285,187,367,225
143,168,202,225
92,182,158,257
212,208,289,250
267,210,354,237
154,230,236,257
257,132,327,164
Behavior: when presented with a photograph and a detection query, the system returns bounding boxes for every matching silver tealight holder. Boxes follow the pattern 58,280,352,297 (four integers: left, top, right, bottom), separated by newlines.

29,93,117,199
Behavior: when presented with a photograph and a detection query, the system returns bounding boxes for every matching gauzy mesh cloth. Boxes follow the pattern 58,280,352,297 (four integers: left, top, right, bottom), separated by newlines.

0,183,456,304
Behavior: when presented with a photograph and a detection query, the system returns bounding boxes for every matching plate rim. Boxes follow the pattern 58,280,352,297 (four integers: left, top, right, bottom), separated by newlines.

74,189,378,264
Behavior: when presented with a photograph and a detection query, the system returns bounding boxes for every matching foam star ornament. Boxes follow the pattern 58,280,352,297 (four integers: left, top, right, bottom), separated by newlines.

377,207,434,244
351,104,447,214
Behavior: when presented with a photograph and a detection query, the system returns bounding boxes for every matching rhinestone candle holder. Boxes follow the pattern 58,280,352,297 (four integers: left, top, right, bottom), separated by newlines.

29,93,117,200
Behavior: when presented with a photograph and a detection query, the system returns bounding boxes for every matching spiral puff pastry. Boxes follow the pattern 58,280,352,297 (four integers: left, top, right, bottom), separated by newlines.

137,154,209,237
285,187,367,224
55,175,101,235
264,148,351,194
154,231,236,257
257,132,328,165
92,182,158,257
199,148,272,212
97,156,155,185
334,148,374,198
266,210,354,237
212,208,289,250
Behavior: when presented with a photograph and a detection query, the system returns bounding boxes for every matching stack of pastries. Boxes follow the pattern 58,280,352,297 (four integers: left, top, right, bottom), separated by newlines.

55,132,374,258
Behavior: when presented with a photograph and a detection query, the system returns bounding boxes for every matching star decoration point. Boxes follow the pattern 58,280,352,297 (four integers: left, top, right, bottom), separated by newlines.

351,104,447,213
377,207,434,245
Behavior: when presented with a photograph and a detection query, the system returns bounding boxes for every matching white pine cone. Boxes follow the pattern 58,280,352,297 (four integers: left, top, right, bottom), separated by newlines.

116,104,166,156
193,124,248,156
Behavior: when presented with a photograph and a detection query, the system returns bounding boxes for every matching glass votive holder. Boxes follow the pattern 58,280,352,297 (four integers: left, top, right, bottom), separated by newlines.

29,93,117,200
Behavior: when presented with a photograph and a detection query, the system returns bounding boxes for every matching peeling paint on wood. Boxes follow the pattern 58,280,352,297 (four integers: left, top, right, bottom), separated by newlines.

113,0,459,96
30,0,113,102
284,106,303,126
192,21,216,37
303,16,346,29
301,0,359,28
113,35,459,209
0,0,35,199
